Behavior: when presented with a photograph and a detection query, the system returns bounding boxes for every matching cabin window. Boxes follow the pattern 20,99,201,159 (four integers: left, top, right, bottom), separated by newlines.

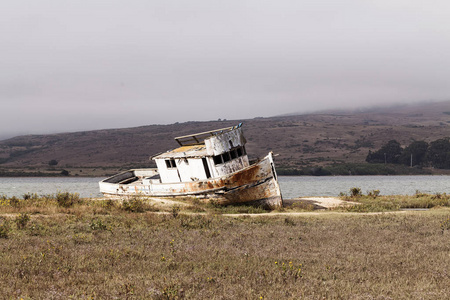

222,152,231,163
213,155,223,165
165,159,176,168
213,146,247,165
230,149,237,159
202,158,212,179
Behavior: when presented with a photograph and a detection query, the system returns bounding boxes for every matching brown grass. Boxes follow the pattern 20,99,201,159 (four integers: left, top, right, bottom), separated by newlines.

1,196,450,299
340,192,450,212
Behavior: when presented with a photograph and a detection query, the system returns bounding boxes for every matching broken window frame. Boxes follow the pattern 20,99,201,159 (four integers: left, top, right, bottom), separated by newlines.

222,152,231,163
213,155,223,165
236,147,243,157
212,146,247,166
165,159,177,169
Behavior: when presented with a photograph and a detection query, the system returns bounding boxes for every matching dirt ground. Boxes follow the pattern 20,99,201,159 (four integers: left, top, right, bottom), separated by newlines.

97,196,357,210
144,196,359,211
283,197,358,209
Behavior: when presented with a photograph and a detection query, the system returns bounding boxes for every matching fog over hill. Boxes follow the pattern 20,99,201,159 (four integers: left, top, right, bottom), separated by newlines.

3,1,450,141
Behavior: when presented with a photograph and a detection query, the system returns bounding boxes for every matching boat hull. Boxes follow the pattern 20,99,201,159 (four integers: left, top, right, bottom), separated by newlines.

99,153,282,209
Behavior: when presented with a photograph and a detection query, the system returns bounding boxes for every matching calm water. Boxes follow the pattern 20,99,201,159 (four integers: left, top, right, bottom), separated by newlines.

279,175,450,198
0,177,104,198
0,176,449,199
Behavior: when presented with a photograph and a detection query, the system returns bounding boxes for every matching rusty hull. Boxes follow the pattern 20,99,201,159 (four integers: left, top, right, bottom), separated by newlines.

100,152,283,209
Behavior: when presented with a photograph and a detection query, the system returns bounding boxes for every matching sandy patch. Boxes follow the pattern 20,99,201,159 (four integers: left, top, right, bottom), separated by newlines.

95,196,189,208
146,197,190,207
284,197,359,209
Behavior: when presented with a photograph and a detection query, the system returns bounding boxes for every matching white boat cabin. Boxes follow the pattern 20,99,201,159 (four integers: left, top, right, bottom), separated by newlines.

152,124,250,183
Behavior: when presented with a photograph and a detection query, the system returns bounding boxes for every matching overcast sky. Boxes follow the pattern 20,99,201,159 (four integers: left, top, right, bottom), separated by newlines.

1,0,450,139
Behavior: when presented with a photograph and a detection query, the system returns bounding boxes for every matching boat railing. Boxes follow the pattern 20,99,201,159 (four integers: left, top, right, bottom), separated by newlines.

102,171,135,184
102,169,158,184
134,168,158,178
174,123,242,146
119,177,139,184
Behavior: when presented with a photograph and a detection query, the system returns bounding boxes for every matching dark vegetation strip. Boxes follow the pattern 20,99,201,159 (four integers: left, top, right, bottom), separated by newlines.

278,163,433,176
366,137,450,169
0,170,71,177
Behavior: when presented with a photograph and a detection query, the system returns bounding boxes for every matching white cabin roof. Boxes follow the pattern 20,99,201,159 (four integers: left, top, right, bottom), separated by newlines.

152,145,208,160
152,123,246,160
174,124,243,146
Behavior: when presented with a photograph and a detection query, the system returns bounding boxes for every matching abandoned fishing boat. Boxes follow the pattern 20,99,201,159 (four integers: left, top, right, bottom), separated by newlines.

99,124,283,208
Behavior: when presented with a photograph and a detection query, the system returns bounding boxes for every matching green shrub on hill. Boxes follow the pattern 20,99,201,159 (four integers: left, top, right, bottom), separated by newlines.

366,137,450,169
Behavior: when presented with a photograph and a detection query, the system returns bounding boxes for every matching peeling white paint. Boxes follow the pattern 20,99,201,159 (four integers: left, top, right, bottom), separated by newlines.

205,127,246,156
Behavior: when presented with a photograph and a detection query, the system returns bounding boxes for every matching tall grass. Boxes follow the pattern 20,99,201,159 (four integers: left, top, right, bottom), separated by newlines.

0,207,449,298
340,188,450,212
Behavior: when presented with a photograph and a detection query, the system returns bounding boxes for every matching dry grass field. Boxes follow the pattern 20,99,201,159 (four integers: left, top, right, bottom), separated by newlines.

1,194,450,299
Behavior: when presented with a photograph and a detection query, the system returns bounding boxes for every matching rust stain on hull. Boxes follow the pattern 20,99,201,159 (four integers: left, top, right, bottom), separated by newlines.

100,153,282,209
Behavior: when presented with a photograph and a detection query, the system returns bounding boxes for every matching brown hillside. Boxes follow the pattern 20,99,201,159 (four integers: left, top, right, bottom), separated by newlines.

2,101,450,175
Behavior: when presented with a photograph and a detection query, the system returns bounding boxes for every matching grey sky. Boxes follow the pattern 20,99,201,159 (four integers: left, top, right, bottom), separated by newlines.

1,0,450,139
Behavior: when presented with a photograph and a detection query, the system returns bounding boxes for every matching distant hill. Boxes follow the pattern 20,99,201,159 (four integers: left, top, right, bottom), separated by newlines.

2,101,450,176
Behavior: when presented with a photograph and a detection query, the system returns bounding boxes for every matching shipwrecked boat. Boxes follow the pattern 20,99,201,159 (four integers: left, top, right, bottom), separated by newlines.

99,124,283,208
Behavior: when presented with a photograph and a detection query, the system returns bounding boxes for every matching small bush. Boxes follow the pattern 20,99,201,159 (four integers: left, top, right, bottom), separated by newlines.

415,190,428,198
367,190,380,198
432,192,444,200
172,205,180,218
0,218,10,238
9,196,21,207
350,187,362,198
56,192,80,207
284,217,296,226
14,213,30,229
48,159,58,166
23,193,39,200
121,196,145,213
41,194,55,201
102,199,117,210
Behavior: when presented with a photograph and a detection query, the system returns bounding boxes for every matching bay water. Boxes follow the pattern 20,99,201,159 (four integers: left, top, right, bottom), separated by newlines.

1,175,450,199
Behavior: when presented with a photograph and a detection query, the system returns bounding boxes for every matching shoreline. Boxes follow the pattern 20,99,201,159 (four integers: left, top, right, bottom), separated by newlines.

2,173,450,178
